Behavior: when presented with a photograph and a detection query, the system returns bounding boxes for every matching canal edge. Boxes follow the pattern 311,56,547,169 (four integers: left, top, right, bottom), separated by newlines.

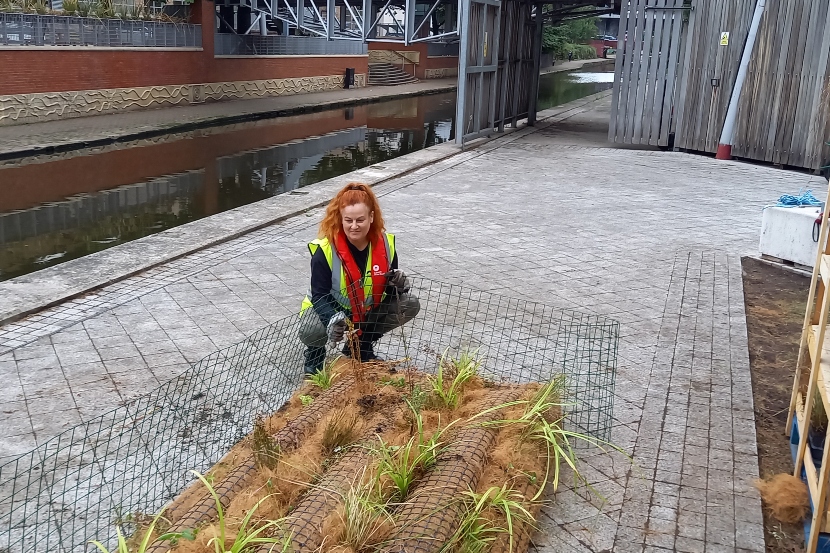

0,84,458,163
0,90,611,334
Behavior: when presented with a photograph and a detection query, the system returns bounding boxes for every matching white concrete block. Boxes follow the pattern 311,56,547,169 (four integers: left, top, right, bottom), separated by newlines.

759,206,822,267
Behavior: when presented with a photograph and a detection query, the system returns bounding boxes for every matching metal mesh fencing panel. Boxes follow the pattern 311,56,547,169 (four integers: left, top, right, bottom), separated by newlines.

0,13,201,47
213,32,367,56
0,277,616,552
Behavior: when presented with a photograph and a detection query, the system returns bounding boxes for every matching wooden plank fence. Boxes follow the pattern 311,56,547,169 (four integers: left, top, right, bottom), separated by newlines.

610,0,830,172
731,0,830,170
609,0,686,147
673,0,755,153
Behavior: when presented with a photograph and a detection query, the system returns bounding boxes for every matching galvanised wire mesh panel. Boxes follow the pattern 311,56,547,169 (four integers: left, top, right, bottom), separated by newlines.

0,277,616,553
0,13,201,47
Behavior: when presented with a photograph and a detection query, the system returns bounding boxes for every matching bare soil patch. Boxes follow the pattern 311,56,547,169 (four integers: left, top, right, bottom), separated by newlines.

742,256,810,552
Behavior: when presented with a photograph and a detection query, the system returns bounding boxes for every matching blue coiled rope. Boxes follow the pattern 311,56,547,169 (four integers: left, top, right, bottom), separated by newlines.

775,189,823,208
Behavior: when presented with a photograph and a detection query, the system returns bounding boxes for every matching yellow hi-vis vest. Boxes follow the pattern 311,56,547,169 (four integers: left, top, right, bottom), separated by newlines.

299,233,396,315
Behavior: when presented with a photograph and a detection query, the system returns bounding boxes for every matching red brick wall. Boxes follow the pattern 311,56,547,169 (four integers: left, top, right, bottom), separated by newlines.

210,56,368,83
0,0,368,96
0,50,206,95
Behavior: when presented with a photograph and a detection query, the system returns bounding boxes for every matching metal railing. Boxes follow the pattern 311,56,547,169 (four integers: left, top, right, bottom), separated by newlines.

426,41,459,56
214,33,367,56
0,13,201,47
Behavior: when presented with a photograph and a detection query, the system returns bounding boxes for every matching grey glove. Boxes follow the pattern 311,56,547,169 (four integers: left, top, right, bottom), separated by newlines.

326,312,348,343
387,269,410,293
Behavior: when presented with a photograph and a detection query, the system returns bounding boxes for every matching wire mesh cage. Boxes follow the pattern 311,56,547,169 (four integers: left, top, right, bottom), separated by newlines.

0,277,617,553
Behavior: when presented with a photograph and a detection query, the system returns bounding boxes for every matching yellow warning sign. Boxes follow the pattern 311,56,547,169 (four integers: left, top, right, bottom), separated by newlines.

720,32,730,46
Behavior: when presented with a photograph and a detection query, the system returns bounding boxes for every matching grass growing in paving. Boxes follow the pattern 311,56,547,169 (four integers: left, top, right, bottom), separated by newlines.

95,350,623,553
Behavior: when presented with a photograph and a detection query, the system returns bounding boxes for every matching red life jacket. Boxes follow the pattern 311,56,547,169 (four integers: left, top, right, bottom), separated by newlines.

333,231,389,323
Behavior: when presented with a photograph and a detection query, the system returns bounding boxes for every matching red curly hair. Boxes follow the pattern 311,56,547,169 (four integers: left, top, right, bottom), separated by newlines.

318,182,386,243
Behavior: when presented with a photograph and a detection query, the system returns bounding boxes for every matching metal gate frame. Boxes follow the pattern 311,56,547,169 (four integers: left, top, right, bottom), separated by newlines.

455,0,542,144
455,0,502,143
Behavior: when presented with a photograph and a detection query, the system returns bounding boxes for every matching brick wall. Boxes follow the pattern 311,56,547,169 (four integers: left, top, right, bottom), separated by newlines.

0,0,367,96
0,50,206,95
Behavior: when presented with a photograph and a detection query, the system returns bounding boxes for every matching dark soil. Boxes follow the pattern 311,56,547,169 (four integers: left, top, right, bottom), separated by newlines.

742,257,811,553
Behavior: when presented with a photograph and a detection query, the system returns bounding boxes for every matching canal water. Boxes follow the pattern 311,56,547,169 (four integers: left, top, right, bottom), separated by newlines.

0,70,613,281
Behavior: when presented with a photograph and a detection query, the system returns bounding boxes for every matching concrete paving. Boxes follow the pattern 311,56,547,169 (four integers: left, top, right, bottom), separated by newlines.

2,90,826,551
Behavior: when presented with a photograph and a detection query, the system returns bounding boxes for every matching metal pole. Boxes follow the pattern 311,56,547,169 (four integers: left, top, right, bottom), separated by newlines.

404,0,416,45
716,0,766,160
454,0,469,144
527,5,543,126
260,13,268,34
362,0,371,39
327,0,335,39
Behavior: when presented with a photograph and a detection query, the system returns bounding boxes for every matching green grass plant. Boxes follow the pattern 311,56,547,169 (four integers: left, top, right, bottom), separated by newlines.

195,471,289,553
307,360,338,390
335,472,393,551
379,375,406,389
428,349,480,409
372,405,450,500
90,510,193,553
473,375,625,500
251,415,280,470
442,484,535,553
321,409,361,455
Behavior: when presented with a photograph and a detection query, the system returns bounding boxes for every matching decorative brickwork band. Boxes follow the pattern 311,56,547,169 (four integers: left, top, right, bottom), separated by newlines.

0,73,367,126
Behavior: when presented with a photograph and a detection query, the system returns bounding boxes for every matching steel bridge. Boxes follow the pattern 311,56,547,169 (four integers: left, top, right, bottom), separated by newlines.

213,0,619,143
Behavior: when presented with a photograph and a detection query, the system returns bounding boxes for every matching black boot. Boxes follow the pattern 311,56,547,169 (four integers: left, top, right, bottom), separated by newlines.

304,346,325,375
360,341,384,362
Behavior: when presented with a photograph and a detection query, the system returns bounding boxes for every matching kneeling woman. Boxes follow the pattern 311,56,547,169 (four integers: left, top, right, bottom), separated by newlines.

299,183,420,374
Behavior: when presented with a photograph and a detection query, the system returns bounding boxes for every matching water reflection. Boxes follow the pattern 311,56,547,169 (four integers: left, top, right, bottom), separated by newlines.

0,95,456,280
537,71,614,111
568,72,616,84
0,70,610,281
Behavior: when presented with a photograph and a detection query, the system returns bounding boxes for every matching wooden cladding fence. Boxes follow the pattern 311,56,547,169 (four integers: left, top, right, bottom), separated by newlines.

611,0,830,171
673,0,755,153
730,0,830,170
609,0,686,147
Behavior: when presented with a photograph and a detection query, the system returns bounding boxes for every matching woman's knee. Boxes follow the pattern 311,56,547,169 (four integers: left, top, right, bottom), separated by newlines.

398,294,421,323
298,312,328,346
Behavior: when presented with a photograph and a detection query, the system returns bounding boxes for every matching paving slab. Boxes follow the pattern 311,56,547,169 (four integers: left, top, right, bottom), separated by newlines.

2,90,826,551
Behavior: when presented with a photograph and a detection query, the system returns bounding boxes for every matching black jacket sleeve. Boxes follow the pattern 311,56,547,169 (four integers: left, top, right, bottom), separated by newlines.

310,248,339,325
383,252,400,298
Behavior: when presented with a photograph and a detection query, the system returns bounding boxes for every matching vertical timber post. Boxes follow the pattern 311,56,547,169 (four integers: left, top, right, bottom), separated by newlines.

455,0,470,144
527,5,543,125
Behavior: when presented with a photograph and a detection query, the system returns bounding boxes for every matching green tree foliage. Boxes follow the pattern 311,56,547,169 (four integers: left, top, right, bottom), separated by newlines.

542,13,598,60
